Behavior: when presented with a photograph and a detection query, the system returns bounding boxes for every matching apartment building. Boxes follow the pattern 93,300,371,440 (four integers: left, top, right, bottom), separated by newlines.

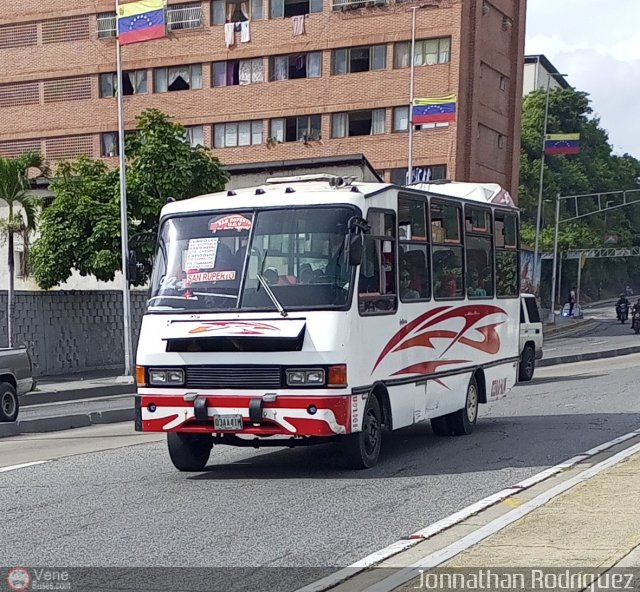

523,54,570,95
0,0,525,197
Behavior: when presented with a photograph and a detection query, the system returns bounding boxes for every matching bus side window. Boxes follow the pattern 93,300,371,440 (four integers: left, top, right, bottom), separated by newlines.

359,211,397,315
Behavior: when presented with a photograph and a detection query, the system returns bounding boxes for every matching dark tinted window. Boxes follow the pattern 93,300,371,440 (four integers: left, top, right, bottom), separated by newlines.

525,297,541,323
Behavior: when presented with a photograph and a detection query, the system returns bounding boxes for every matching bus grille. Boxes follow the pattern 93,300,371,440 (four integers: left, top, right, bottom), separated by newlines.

185,366,282,390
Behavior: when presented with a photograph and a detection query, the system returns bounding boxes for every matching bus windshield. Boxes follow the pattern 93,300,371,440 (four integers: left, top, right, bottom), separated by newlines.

148,206,357,312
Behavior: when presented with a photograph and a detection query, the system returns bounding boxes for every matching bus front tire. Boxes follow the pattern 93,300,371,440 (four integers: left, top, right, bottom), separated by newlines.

342,394,382,469
167,432,213,472
430,376,479,437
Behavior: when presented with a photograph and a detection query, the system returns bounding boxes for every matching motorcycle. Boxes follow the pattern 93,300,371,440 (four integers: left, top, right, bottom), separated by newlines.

633,310,640,335
617,302,629,323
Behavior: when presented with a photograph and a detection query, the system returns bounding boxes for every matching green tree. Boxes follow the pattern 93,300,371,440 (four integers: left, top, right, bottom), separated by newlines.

0,153,46,346
520,87,640,300
32,109,228,289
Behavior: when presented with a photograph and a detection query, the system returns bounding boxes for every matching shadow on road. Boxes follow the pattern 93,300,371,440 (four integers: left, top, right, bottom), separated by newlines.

527,373,607,385
189,412,640,481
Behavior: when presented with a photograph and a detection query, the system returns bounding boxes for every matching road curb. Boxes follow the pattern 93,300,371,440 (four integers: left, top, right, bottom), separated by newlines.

0,408,133,439
21,384,135,407
539,344,640,367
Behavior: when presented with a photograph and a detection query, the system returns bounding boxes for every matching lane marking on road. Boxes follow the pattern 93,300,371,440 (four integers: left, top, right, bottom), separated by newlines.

364,438,640,592
0,460,50,473
294,428,640,592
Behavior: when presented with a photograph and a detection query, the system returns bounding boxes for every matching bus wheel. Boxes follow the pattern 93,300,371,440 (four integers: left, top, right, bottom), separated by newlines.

342,394,382,469
167,432,213,472
431,376,479,437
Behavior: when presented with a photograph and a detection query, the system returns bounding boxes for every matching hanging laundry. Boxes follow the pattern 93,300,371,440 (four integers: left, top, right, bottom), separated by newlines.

292,15,304,36
240,21,251,42
224,22,235,47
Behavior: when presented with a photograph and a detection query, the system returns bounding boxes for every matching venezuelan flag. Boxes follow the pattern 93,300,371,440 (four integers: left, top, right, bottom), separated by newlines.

412,95,457,124
117,0,166,45
544,133,580,155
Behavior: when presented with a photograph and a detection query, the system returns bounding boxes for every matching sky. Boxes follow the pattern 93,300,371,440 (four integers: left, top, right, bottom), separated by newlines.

525,0,640,157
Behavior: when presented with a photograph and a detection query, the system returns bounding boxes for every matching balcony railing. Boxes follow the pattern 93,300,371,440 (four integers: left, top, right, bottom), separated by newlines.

332,0,389,10
166,5,204,30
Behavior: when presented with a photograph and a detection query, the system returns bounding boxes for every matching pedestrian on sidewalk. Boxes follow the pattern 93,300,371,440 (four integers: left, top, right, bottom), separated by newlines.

568,287,577,317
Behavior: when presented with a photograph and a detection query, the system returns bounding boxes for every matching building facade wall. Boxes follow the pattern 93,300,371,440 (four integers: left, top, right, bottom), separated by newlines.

1,0,526,198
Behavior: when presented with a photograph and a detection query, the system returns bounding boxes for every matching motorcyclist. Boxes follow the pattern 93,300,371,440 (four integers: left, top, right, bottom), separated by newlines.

617,293,630,320
632,298,640,316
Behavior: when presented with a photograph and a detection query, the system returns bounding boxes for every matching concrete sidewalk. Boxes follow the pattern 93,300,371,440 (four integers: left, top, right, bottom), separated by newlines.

396,447,640,591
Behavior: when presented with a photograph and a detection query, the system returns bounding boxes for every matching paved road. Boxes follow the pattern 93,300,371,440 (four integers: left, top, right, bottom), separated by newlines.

545,301,640,358
2,354,640,590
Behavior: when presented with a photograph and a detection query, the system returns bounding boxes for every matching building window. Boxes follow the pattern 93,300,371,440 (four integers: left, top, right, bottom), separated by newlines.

212,0,263,24
332,0,387,10
499,75,507,91
269,52,321,80
394,37,451,68
214,120,263,148
270,115,321,142
96,12,117,38
154,65,203,92
390,165,447,185
271,0,322,19
331,45,386,74
331,109,385,138
101,132,119,157
167,2,204,30
392,106,450,132
359,210,397,315
213,59,264,86
100,71,148,97
498,134,506,148
186,126,205,147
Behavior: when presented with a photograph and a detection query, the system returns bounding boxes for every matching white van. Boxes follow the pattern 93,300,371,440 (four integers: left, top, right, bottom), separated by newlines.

519,293,543,381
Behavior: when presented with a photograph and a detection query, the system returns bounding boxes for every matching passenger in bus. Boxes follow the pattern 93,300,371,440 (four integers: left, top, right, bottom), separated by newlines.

468,271,487,297
400,269,420,300
298,263,315,284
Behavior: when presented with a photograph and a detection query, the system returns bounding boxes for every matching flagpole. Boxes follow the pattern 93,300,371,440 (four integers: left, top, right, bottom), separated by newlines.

533,73,551,288
115,0,134,379
407,6,417,185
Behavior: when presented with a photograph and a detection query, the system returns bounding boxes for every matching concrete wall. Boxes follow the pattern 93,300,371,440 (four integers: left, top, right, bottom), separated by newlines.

0,290,148,377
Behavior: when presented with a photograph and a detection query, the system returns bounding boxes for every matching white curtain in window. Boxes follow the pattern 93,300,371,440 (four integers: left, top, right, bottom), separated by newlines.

102,133,117,157
424,39,439,65
271,118,284,142
240,1,250,17
131,71,147,94
371,109,385,134
239,60,252,85
394,106,408,131
225,124,238,147
274,56,288,80
238,121,251,146
251,121,263,145
395,42,410,68
191,64,203,89
251,59,264,83
214,124,225,148
155,68,168,92
439,37,451,63
188,126,204,147
100,74,115,97
307,52,321,78
333,49,347,74
332,112,347,138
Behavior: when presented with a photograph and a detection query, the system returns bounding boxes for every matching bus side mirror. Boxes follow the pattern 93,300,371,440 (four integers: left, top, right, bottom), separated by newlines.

348,235,363,266
127,251,139,284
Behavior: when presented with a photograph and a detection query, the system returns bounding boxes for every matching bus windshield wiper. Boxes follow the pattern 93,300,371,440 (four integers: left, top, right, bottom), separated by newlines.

256,273,288,317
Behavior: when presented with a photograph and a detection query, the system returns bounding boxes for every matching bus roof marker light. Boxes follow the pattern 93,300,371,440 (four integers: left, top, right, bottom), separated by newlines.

285,187,296,193
255,188,266,195
227,190,237,196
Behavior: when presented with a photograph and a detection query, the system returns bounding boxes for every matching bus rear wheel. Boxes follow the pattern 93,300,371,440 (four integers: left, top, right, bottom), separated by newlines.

342,393,382,469
430,376,479,437
167,432,213,472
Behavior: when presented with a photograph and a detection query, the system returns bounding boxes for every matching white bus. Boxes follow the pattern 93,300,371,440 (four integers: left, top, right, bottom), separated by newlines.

134,176,521,471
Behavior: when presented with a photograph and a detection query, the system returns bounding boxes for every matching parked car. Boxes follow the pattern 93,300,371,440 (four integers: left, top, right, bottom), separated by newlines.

519,293,543,382
0,347,35,422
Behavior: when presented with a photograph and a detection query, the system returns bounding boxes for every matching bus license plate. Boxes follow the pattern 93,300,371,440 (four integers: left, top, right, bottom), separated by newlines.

213,414,243,431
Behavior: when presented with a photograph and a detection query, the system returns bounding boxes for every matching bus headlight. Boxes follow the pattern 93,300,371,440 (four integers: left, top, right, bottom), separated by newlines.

149,368,185,386
286,368,325,386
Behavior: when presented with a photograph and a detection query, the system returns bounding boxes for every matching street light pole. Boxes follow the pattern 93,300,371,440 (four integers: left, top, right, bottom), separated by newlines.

533,71,568,289
407,5,417,185
550,193,561,315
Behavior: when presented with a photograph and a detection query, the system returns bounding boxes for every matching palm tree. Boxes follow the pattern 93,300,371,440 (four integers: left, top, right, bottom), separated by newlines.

0,153,45,348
